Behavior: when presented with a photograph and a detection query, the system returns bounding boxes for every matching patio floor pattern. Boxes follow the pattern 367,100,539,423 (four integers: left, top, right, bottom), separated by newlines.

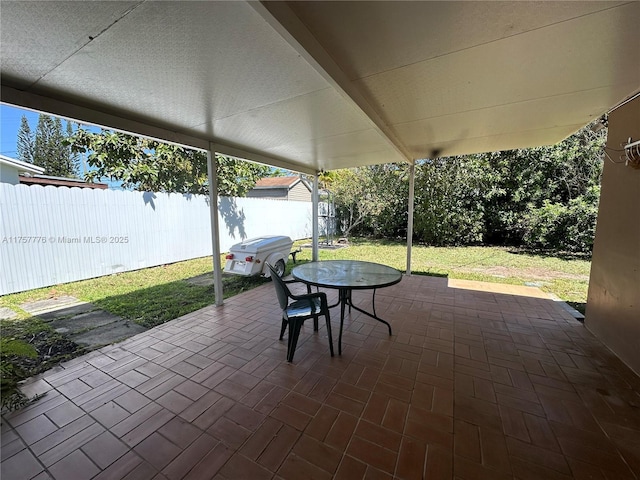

2,274,640,480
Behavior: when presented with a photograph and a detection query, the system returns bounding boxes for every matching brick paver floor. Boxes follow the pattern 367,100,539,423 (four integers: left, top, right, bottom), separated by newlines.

2,275,639,479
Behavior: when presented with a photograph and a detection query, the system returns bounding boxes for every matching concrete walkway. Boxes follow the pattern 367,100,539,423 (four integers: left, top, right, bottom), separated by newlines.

15,296,146,350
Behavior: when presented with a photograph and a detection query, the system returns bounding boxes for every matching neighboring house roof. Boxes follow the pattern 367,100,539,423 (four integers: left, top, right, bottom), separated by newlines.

19,174,108,189
251,176,310,190
247,176,312,201
0,154,45,175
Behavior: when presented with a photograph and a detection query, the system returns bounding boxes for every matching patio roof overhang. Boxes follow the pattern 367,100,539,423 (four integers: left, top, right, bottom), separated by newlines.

2,1,639,174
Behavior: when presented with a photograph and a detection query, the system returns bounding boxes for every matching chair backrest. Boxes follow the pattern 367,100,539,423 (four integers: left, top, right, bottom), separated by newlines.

266,263,291,311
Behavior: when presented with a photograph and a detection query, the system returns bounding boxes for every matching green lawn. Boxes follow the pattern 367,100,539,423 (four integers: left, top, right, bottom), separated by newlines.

307,240,590,308
1,239,590,325
0,256,268,327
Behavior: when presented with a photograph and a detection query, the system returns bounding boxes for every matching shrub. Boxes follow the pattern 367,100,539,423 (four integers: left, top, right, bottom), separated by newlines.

413,157,486,246
0,318,81,412
523,195,598,254
0,337,38,412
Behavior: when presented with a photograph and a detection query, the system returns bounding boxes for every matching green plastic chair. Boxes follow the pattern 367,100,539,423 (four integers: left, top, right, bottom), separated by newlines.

266,263,334,362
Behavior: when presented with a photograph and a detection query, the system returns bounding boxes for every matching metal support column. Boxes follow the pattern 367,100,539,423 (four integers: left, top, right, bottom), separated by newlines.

312,173,319,261
207,147,224,306
406,160,416,275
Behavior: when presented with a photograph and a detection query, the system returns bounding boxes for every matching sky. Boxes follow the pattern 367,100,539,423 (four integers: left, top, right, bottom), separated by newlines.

0,104,40,158
0,104,124,187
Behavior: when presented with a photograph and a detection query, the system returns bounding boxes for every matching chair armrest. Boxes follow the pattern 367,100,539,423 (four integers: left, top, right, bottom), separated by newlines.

290,291,329,309
282,277,314,294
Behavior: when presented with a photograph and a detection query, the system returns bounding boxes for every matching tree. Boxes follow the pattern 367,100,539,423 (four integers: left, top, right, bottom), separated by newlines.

413,156,486,246
474,123,605,250
66,128,270,196
327,122,605,254
65,121,80,176
216,155,270,197
357,164,409,238
318,170,338,190
16,115,34,164
330,165,408,238
29,115,78,177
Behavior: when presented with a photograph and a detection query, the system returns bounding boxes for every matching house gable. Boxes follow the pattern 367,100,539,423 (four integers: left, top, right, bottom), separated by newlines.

0,154,45,185
247,176,311,202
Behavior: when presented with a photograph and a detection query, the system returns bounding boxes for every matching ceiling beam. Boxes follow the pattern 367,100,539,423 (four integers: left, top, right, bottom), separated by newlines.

1,86,316,174
1,86,210,151
212,143,316,175
250,1,413,164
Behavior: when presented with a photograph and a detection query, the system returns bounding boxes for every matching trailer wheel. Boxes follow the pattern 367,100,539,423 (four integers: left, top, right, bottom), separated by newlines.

273,259,286,277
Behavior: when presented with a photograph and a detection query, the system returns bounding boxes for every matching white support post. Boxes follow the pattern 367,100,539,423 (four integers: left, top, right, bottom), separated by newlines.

207,148,224,306
312,174,319,262
406,160,416,275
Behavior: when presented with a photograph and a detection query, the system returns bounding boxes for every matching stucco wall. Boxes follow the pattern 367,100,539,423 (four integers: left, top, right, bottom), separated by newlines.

586,95,640,375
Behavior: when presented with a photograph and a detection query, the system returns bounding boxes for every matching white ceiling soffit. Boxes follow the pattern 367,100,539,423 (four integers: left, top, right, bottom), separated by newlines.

2,2,639,174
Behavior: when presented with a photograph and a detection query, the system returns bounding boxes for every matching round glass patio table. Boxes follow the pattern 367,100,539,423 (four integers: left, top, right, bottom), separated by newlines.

292,260,402,354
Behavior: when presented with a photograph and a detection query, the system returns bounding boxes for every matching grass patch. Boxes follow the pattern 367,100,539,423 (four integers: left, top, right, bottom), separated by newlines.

295,239,591,306
1,241,590,324
0,256,269,327
0,257,216,320
93,273,269,329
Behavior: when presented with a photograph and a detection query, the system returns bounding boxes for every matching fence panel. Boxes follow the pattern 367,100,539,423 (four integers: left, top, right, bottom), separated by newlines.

0,184,312,295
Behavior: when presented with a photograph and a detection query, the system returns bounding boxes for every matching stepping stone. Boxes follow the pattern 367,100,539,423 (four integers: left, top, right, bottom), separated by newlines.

20,296,86,316
0,307,17,320
71,320,147,348
49,311,122,335
185,274,214,286
37,303,96,322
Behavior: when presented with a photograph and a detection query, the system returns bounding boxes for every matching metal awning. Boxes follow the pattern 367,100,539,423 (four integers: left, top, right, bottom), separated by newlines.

2,1,638,171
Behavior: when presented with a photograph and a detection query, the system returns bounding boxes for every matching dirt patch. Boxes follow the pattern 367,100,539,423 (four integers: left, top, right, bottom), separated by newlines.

1,323,84,412
458,266,589,282
6,331,82,375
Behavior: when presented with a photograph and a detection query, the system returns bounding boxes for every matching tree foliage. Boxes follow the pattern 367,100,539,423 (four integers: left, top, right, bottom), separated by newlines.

329,169,380,238
477,126,605,247
329,123,605,254
17,116,34,164
413,157,486,246
330,165,408,238
478,125,605,252
17,114,78,177
522,194,599,253
67,129,270,196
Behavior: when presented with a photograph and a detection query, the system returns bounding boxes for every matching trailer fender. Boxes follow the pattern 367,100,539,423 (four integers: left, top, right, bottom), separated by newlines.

264,253,286,277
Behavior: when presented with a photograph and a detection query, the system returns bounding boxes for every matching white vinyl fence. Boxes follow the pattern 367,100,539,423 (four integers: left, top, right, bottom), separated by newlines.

0,184,313,295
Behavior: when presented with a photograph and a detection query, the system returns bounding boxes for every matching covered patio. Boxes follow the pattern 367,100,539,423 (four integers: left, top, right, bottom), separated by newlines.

2,2,639,368
3,276,639,479
2,1,640,478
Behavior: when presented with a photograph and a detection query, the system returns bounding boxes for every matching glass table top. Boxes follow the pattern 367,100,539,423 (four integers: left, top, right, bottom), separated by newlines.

292,260,402,290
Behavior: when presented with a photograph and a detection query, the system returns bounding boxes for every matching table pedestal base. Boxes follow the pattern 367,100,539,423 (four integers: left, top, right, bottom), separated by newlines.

335,288,393,355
